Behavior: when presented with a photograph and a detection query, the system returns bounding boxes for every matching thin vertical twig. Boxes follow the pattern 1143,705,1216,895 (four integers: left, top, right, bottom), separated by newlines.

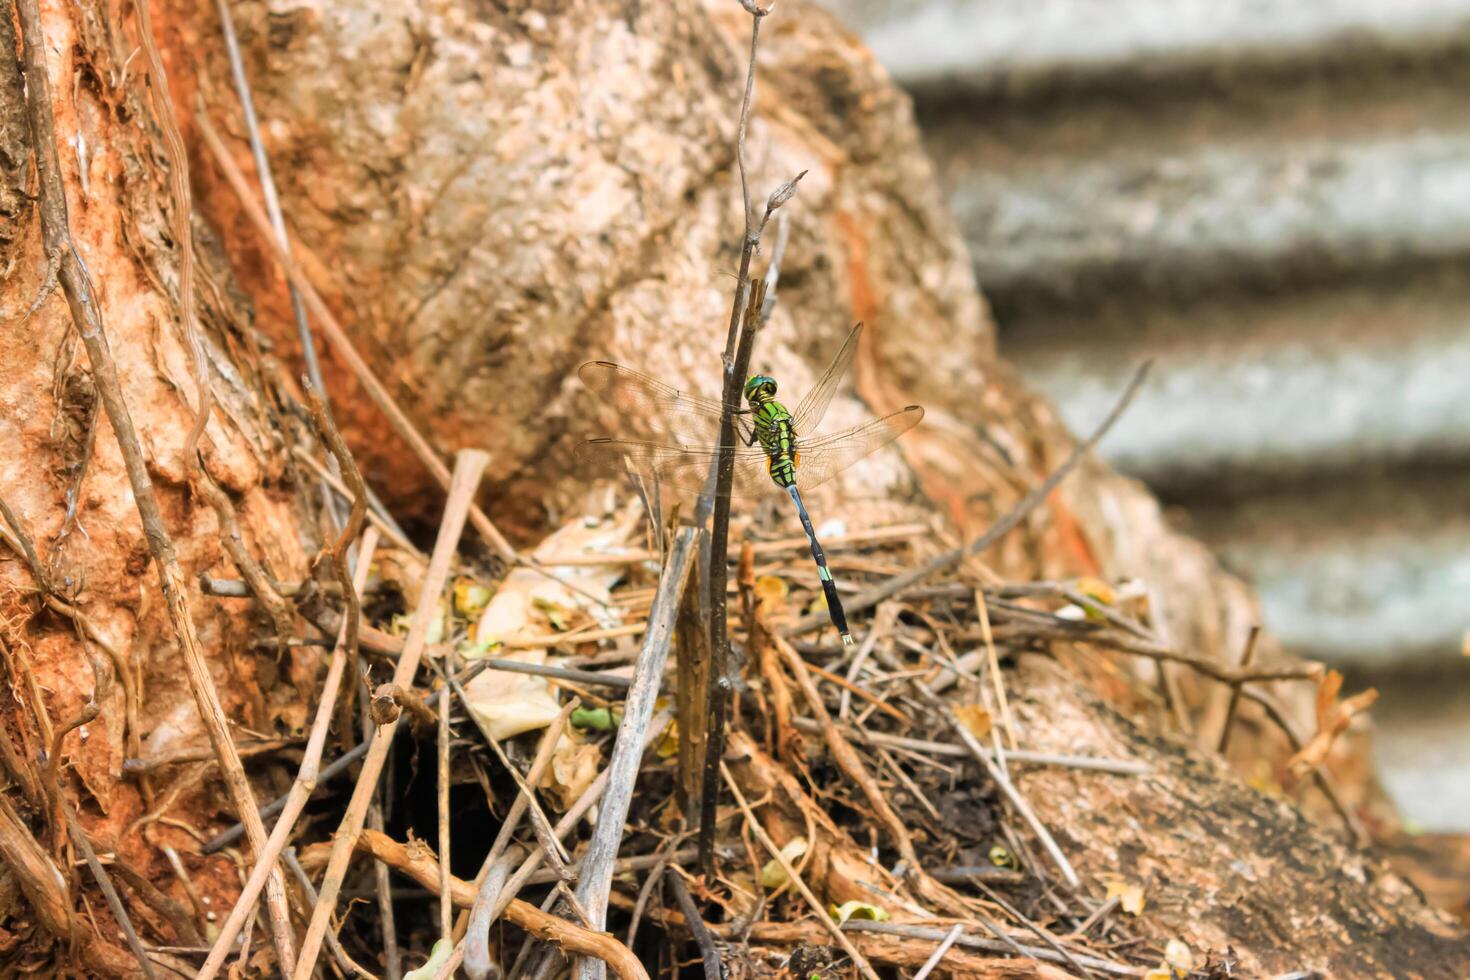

305,381,370,732
699,280,767,870
698,0,778,872
974,588,1017,749
15,1,297,968
574,528,699,980
292,451,489,980
1217,625,1262,754
212,0,325,398
437,663,454,941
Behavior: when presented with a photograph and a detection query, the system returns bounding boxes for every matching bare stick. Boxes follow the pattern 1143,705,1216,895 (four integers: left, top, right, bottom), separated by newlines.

574,528,699,980
292,451,489,979
784,362,1151,639
788,717,1149,775
665,869,722,980
197,528,381,980
63,807,155,980
465,847,524,980
911,924,964,980
721,761,883,980
14,2,296,968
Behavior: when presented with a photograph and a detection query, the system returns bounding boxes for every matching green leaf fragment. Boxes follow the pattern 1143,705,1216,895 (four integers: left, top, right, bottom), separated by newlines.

403,939,452,980
571,706,623,731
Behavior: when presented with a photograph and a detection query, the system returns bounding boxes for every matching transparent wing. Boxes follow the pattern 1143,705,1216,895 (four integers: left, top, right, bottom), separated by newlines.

791,405,925,490
577,361,732,446
575,438,778,499
575,404,924,499
791,323,862,435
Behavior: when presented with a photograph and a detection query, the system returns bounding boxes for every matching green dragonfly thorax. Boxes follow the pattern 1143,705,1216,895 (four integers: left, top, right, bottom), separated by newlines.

743,375,800,487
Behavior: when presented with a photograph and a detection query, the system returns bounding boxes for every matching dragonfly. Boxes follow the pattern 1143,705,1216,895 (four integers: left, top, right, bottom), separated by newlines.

576,323,924,646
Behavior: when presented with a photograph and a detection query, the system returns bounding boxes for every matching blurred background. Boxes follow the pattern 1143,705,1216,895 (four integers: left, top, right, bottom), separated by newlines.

823,0,1470,832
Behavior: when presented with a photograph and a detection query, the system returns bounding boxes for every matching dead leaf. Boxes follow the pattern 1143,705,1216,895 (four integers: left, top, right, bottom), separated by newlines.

1103,877,1146,915
955,704,992,740
1287,670,1378,779
1164,939,1192,972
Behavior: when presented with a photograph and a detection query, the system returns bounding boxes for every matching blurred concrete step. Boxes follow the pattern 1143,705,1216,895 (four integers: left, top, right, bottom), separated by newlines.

1183,470,1470,666
1005,270,1470,493
836,0,1470,93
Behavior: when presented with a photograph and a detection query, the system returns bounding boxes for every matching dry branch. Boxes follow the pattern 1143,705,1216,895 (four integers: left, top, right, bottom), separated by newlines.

303,830,650,980
574,526,698,980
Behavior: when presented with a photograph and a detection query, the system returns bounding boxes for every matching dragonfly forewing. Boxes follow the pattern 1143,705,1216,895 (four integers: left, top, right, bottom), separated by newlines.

791,322,863,435
577,361,733,446
576,438,776,498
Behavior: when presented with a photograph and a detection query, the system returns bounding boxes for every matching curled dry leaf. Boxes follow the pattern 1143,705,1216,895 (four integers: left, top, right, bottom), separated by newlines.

544,731,600,811
1287,670,1379,780
754,574,788,609
828,900,889,926
760,836,808,889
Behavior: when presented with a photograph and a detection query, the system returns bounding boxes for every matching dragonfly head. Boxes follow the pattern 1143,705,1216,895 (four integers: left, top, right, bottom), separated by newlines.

743,374,777,404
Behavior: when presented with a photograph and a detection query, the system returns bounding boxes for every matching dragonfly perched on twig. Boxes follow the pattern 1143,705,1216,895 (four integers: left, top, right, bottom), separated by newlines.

576,323,924,645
